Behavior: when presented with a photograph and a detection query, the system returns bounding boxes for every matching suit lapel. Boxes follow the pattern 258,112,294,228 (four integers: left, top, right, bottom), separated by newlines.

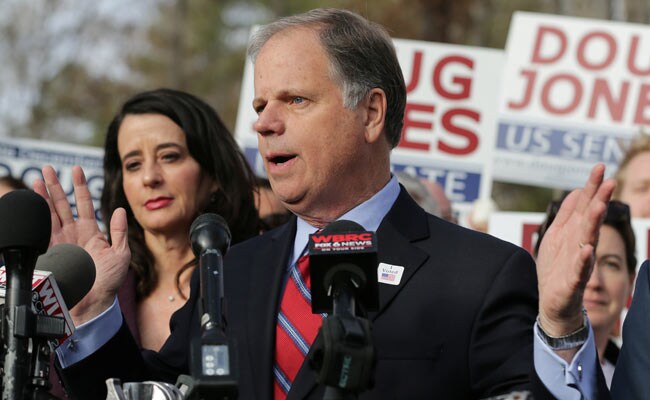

247,219,297,400
372,189,430,320
288,188,431,399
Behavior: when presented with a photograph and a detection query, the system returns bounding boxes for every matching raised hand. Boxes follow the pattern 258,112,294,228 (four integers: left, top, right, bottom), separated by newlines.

536,163,615,358
33,165,130,325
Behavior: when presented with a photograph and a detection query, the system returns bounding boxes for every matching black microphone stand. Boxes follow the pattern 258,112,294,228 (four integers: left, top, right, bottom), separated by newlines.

180,214,237,400
309,265,375,400
1,249,36,400
181,250,238,400
1,250,64,400
25,337,63,400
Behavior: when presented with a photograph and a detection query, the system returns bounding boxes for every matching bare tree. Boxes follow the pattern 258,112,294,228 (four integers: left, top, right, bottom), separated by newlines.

0,0,158,144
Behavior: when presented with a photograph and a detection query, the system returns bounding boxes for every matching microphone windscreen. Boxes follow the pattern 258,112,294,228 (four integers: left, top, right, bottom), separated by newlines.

321,220,364,234
190,213,231,256
36,243,96,308
309,220,379,313
0,189,51,254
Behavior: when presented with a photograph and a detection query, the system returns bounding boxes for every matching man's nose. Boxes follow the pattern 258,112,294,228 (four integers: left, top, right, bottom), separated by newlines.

254,103,284,136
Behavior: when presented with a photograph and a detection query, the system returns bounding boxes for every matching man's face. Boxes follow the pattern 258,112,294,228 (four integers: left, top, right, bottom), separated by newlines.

252,27,376,224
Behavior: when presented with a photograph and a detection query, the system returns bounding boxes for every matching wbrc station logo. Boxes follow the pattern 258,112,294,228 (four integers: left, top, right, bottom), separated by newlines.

311,233,375,252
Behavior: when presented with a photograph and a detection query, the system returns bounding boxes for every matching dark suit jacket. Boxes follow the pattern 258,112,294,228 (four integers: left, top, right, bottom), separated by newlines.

59,189,606,399
611,260,650,399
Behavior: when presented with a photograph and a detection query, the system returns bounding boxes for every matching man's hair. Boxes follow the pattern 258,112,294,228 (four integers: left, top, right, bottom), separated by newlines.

613,132,650,199
247,8,406,148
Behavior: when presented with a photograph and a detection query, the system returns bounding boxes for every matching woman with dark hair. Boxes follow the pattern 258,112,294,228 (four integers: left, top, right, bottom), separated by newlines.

101,88,259,350
36,88,259,398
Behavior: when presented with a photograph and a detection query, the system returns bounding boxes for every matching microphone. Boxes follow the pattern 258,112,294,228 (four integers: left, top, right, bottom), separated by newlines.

308,220,379,314
190,213,231,335
0,189,51,399
308,220,378,398
0,243,96,341
35,243,96,311
183,213,237,399
0,243,95,398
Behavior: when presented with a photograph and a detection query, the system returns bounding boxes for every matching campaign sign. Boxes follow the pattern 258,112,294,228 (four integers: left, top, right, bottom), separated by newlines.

488,211,650,274
495,12,650,189
0,137,104,221
234,37,504,206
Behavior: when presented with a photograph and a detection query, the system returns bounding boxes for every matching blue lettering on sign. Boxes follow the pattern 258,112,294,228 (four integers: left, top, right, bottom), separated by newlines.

391,163,480,203
497,121,628,164
0,143,19,158
16,148,102,167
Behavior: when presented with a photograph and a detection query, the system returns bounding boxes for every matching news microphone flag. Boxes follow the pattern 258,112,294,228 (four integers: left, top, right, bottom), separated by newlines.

0,267,74,344
308,225,379,314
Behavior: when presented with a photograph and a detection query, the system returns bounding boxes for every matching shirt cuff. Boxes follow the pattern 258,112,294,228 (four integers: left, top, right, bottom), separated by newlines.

55,297,123,368
533,319,597,400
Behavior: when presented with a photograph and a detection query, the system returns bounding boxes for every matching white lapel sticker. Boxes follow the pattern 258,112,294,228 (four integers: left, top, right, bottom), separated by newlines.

377,263,405,286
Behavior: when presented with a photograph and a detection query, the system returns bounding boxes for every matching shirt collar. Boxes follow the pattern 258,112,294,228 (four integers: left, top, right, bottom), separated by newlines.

291,175,400,265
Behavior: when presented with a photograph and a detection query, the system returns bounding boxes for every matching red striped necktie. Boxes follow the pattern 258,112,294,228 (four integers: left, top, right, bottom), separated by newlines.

273,254,323,399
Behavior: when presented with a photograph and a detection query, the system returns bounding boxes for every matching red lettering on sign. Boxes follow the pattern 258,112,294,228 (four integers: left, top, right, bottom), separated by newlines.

628,36,650,76
508,70,537,110
433,55,473,100
405,51,423,93
588,79,629,121
634,84,650,125
576,31,617,71
531,26,567,64
522,223,541,255
541,73,582,114
400,103,434,151
438,108,480,155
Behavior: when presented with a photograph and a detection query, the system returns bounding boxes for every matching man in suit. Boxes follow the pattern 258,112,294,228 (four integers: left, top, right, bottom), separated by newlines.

610,260,650,399
39,8,613,400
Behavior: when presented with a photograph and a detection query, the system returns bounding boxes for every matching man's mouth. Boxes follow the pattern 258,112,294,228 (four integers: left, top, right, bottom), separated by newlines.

269,154,296,165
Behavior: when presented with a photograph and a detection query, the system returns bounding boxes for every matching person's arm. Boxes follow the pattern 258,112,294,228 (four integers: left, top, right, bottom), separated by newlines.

533,319,598,399
535,163,615,399
56,297,122,367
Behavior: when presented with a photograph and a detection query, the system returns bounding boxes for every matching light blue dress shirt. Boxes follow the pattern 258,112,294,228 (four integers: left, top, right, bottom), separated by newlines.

57,175,596,399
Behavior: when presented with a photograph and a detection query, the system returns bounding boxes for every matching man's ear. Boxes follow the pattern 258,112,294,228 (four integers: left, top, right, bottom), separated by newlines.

364,88,387,144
